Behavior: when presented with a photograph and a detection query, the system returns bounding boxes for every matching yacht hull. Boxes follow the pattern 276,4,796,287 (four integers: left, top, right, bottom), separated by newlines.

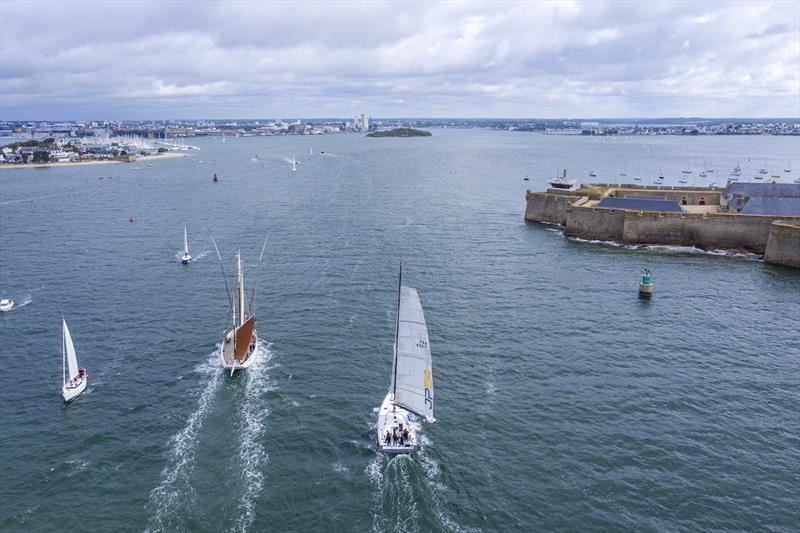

377,392,419,454
220,332,258,374
63,371,88,402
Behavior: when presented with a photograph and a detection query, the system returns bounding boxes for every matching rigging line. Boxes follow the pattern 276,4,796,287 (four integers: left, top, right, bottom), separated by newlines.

248,234,269,317
210,236,234,321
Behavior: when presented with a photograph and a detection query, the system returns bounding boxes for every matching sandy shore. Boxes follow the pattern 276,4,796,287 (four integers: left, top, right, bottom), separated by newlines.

0,151,188,170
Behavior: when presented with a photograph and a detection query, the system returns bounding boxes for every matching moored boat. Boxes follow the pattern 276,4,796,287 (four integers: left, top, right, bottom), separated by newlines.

548,169,576,191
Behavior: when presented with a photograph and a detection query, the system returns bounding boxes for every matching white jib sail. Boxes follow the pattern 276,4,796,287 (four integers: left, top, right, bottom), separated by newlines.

183,226,189,255
63,319,79,381
393,286,434,422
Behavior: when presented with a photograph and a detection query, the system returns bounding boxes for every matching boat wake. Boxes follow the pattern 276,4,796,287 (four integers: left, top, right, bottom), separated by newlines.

232,342,275,533
367,433,468,533
368,453,420,533
146,351,222,532
7,294,34,310
173,249,212,262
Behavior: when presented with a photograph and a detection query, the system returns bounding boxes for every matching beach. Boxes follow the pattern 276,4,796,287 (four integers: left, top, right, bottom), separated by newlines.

0,151,187,170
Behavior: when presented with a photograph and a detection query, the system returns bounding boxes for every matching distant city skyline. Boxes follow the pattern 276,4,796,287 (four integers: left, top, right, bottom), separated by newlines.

1,0,798,120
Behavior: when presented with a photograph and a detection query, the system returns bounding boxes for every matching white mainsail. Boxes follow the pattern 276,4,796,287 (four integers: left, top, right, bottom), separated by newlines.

392,286,434,422
183,225,189,256
63,319,79,382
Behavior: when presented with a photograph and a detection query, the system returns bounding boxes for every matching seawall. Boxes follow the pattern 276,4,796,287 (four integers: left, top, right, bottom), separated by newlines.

525,187,800,261
764,222,800,268
524,190,579,225
620,211,796,253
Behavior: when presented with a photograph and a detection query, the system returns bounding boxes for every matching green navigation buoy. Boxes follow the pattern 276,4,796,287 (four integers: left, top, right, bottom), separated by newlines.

639,268,653,297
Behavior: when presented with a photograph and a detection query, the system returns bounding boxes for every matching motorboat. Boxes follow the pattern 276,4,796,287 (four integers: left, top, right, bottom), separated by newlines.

0,298,14,312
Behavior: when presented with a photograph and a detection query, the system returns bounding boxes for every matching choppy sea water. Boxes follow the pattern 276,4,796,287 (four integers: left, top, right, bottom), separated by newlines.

1,130,798,531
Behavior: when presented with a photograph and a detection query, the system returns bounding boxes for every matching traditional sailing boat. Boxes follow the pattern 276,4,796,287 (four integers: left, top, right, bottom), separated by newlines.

61,319,87,402
181,225,192,264
377,264,435,454
213,237,268,376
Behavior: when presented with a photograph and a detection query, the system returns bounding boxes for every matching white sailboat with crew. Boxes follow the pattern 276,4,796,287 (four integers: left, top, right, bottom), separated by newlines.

61,319,87,402
213,237,268,376
377,264,435,454
180,225,192,264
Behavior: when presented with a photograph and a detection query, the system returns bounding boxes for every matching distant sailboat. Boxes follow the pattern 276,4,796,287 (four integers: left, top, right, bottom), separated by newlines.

213,237,268,376
377,263,435,454
309,147,313,156
61,319,87,402
291,154,297,172
181,225,192,264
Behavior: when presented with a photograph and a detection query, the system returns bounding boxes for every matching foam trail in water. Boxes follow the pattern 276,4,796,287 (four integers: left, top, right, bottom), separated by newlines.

147,351,222,532
368,431,470,533
232,342,275,533
370,453,420,533
174,249,212,262
12,295,33,309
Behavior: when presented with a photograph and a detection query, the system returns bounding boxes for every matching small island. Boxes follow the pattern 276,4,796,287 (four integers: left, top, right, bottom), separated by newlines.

367,127,432,138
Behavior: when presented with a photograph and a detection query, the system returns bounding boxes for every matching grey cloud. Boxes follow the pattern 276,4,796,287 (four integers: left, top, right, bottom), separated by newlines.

1,0,798,119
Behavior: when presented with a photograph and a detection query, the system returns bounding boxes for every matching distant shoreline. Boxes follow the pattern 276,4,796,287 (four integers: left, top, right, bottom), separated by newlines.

0,151,188,170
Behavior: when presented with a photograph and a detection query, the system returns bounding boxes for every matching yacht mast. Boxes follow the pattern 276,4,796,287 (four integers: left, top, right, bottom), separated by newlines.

238,251,245,327
391,261,402,398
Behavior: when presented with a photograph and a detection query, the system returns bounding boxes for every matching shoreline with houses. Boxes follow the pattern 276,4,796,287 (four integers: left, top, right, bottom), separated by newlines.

0,151,186,170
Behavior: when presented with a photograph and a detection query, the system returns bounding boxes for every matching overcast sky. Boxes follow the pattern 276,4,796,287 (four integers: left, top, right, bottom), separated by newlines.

1,0,798,120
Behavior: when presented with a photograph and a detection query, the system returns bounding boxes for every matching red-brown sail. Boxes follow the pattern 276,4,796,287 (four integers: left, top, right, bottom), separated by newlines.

234,316,255,361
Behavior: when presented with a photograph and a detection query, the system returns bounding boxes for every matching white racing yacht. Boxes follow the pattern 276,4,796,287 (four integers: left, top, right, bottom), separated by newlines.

377,264,435,454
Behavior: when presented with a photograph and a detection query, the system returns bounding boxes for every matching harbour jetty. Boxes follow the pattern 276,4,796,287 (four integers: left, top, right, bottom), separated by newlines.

525,181,800,268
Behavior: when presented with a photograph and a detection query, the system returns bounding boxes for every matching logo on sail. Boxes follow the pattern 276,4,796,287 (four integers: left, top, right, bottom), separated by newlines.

423,367,433,410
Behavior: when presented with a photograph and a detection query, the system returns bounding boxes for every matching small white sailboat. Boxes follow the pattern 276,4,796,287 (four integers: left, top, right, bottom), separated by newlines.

213,237,268,376
61,319,87,402
181,225,192,264
309,147,313,156
0,297,14,312
291,154,297,172
377,264,435,454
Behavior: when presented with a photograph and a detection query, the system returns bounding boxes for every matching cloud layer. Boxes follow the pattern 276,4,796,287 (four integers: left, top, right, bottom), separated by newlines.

1,0,798,119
